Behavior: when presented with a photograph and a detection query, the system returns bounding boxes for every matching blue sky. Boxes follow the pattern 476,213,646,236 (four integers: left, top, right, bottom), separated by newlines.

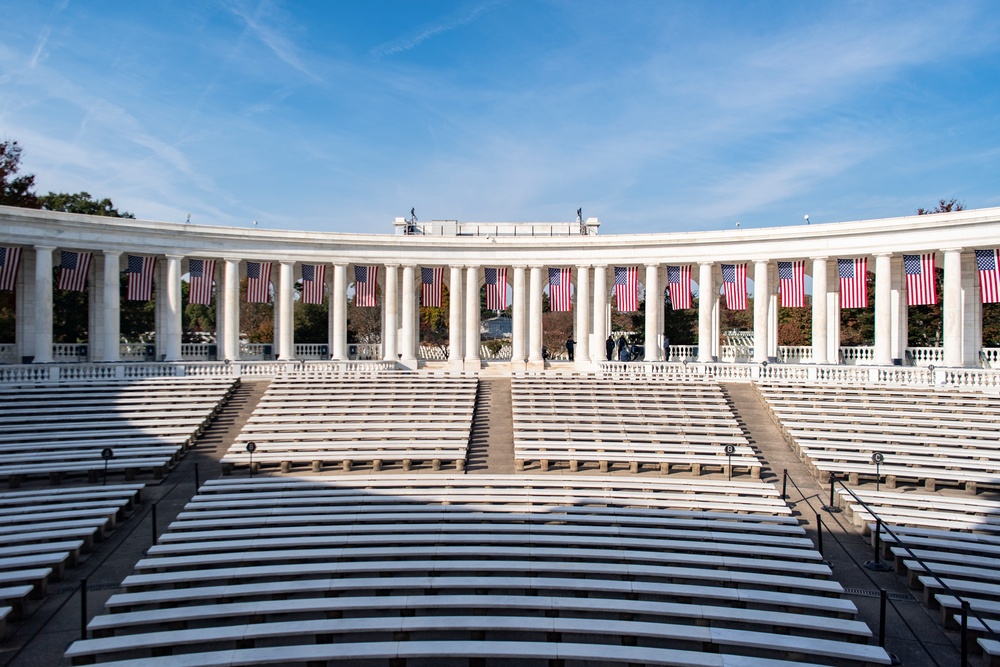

2,1,999,234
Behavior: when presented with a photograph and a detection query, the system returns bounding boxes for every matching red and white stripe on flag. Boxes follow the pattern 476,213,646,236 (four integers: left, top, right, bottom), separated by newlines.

485,267,508,310
300,264,326,305
778,260,805,308
614,266,638,312
548,267,572,311
904,253,937,306
0,247,22,291
838,257,868,308
126,255,157,301
57,251,92,292
245,261,272,303
666,265,691,310
188,259,215,306
721,263,747,310
977,249,1000,304
354,265,378,307
421,267,443,307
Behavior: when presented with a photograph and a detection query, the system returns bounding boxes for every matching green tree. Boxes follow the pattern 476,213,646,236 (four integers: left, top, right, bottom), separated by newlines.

40,191,134,218
0,140,40,208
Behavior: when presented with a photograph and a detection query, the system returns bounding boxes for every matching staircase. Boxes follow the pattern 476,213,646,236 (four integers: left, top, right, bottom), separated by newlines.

186,379,271,466
465,378,515,473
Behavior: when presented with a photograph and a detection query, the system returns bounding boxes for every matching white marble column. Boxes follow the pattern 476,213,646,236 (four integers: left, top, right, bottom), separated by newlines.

400,265,417,367
464,266,480,367
15,251,35,360
753,260,769,363
575,265,591,366
223,259,240,360
593,266,608,360
943,248,963,367
528,266,543,363
277,260,295,361
511,265,527,364
811,257,828,364
697,262,714,363
644,264,660,361
33,246,55,363
889,256,906,364
448,265,463,366
164,254,183,361
874,253,892,365
382,265,398,361
331,264,347,360
103,251,122,362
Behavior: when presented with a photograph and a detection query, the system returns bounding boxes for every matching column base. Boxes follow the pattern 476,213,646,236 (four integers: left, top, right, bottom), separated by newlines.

508,360,528,374
463,359,482,372
526,359,546,372
399,356,419,371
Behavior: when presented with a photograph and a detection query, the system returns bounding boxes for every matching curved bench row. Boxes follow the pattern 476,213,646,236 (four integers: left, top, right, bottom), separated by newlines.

66,475,889,666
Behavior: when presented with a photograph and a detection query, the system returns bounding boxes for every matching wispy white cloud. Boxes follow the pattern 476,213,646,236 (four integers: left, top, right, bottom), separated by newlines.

370,0,503,59
220,0,319,80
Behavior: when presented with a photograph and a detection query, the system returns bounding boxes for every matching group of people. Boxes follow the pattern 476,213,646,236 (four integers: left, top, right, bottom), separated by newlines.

541,334,643,362
606,335,640,362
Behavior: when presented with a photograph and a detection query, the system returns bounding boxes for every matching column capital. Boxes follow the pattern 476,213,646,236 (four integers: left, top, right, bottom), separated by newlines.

511,264,527,270
698,260,714,267
643,263,659,269
576,264,591,270
873,251,894,258
279,259,295,266
34,245,56,252
809,256,829,262
165,253,185,260
384,263,399,269
103,249,123,257
223,257,242,264
752,258,770,266
941,247,964,254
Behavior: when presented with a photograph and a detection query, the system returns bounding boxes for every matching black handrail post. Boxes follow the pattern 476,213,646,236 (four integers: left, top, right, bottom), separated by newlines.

151,502,158,544
821,472,842,513
781,468,788,500
194,462,200,491
961,599,969,667
865,515,892,571
80,577,88,640
878,588,887,647
816,513,824,558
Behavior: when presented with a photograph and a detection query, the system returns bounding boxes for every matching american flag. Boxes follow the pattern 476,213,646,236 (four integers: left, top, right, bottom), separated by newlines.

548,267,572,311
485,267,508,310
57,251,92,292
721,263,747,310
778,260,805,308
354,265,378,307
838,257,868,308
300,263,326,305
245,261,272,303
977,249,1000,304
421,267,443,307
614,266,638,312
904,253,937,306
188,259,216,305
666,265,691,310
0,247,22,291
125,255,156,301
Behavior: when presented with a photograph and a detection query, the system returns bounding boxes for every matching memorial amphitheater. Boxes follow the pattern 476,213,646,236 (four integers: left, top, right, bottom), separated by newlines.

1,202,1000,666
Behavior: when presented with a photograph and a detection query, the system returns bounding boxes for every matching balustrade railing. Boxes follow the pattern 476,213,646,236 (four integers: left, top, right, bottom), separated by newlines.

119,343,154,361
182,343,217,360
777,346,813,364
239,343,274,360
905,347,943,366
348,343,381,360
719,345,753,363
982,348,1000,369
295,343,330,359
53,343,88,361
666,345,697,362
839,346,874,364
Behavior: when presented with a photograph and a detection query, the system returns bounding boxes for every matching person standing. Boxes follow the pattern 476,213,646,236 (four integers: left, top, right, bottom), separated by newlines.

605,335,615,361
565,337,575,361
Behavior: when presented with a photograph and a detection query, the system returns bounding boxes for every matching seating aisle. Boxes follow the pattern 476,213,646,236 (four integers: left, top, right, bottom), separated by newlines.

66,474,890,666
